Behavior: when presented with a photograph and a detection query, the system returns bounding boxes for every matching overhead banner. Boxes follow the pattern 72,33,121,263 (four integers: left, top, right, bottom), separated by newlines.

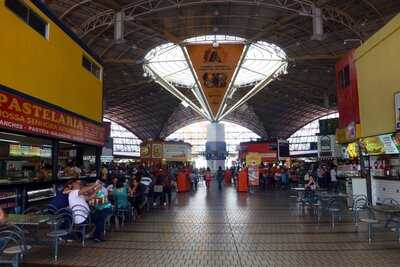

186,43,244,116
163,143,191,162
0,88,105,146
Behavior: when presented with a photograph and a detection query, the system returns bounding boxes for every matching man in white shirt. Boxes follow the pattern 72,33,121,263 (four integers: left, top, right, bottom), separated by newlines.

73,166,82,177
330,165,338,193
68,179,103,241
69,180,98,222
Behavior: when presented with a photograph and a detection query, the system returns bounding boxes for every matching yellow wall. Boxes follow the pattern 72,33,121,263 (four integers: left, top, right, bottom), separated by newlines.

0,0,103,122
355,14,400,137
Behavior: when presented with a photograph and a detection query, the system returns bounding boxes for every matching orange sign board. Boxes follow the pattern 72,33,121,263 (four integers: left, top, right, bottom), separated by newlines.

186,44,244,116
0,87,105,146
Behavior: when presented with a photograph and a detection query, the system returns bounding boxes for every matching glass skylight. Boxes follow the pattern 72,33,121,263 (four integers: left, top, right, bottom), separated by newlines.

144,35,287,88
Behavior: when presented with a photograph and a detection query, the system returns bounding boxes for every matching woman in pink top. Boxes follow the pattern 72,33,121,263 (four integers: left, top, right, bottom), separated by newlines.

204,167,212,189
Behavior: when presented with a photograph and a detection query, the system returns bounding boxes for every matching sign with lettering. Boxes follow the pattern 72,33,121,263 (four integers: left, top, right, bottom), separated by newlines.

186,43,244,117
317,135,338,158
0,88,105,146
163,143,191,161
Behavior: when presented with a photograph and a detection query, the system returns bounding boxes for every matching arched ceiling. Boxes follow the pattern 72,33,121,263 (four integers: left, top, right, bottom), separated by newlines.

44,0,400,140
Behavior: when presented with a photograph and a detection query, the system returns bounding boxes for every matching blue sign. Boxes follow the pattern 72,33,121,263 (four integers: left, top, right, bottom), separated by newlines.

205,141,227,160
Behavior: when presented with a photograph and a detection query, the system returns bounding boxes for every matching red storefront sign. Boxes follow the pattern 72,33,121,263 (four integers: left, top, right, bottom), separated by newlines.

0,88,105,146
335,50,360,129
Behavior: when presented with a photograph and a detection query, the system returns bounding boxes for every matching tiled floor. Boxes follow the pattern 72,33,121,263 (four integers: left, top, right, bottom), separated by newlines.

25,182,400,266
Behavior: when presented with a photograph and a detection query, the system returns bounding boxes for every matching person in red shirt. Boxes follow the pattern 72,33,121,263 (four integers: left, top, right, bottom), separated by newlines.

224,168,232,185
204,167,212,189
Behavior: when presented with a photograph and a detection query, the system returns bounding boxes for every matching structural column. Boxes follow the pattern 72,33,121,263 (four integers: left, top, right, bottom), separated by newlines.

51,139,59,181
95,146,102,178
206,122,226,171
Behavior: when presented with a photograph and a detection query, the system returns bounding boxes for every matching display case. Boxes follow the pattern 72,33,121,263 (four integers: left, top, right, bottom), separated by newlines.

26,186,55,203
0,188,18,211
369,155,400,204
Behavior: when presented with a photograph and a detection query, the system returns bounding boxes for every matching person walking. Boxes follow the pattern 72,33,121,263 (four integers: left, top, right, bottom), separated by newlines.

163,175,173,206
204,167,212,189
330,164,338,192
216,166,224,191
190,169,199,191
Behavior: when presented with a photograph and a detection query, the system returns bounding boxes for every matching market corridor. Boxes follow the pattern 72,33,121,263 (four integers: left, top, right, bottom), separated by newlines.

25,184,400,267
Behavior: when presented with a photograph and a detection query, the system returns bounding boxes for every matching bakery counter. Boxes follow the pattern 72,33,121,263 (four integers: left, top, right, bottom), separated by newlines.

372,176,400,205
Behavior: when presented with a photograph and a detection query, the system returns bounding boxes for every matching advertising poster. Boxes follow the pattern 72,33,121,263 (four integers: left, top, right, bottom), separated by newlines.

395,92,400,130
248,163,259,186
163,143,190,162
152,143,162,158
362,134,399,155
245,152,262,166
345,142,359,159
186,43,244,116
140,143,151,158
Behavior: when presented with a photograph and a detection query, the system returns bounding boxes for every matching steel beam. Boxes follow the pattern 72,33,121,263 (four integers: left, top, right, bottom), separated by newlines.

145,65,212,121
180,45,214,120
219,62,286,121
215,43,250,120
78,0,361,39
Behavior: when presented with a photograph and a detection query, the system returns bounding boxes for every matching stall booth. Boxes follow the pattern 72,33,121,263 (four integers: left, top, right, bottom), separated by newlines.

140,140,192,166
140,140,164,167
0,0,106,213
335,14,400,204
237,139,290,191
140,140,192,192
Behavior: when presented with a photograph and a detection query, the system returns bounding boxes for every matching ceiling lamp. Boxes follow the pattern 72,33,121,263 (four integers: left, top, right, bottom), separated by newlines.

311,6,325,41
114,11,125,43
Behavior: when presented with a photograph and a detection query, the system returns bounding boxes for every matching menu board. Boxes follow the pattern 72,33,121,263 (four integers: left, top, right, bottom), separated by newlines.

9,144,51,158
362,134,400,155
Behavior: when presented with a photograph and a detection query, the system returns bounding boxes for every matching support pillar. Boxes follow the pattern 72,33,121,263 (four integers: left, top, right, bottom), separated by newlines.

95,146,102,178
206,122,226,171
51,140,59,181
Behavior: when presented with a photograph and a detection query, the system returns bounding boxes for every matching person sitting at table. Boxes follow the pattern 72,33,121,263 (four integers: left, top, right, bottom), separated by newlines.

106,176,118,194
305,174,318,190
112,180,129,209
68,179,108,243
0,207,6,224
304,174,318,203
128,177,148,216
0,207,6,248
49,180,73,210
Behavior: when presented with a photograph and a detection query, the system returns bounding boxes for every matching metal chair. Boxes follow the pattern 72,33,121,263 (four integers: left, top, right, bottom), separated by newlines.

46,212,73,261
360,207,379,243
351,195,369,226
23,205,55,215
328,197,348,229
382,198,400,242
0,225,31,267
71,204,92,246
